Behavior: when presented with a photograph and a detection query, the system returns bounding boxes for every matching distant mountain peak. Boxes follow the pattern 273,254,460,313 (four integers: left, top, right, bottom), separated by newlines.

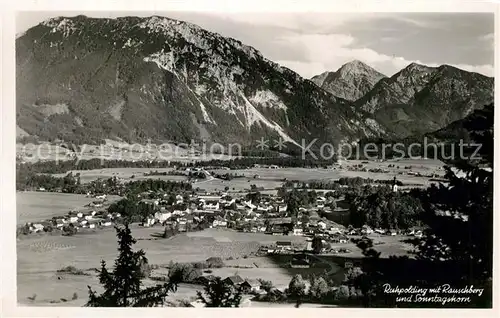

311,60,386,101
407,61,425,68
338,60,378,75
340,59,366,69
400,62,435,75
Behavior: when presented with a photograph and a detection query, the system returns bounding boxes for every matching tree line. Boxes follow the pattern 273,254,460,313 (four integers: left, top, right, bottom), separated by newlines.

345,185,424,230
17,169,192,198
17,155,337,176
282,177,403,190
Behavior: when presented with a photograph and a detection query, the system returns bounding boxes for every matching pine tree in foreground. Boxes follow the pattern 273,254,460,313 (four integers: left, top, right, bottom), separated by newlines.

287,274,307,308
86,224,181,307
196,277,243,307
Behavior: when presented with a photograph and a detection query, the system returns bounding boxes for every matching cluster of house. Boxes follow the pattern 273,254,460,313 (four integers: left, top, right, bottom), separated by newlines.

138,192,234,230
137,190,285,229
131,187,353,240
20,195,118,234
343,163,389,174
260,241,314,259
252,164,280,169
349,225,424,238
193,275,264,294
136,189,392,243
22,180,423,243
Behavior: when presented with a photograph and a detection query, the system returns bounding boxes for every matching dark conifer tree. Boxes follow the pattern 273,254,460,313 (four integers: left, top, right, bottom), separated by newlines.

86,224,181,307
196,277,242,307
413,104,493,306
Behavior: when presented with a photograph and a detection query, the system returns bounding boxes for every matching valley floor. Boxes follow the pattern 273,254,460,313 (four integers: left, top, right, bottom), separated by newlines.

17,225,412,306
16,159,441,306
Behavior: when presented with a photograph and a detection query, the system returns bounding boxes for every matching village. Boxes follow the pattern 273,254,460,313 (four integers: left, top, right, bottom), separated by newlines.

18,164,425,258
16,157,446,307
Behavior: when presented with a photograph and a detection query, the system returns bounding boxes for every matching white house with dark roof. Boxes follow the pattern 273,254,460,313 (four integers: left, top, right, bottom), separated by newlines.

292,227,303,236
212,217,227,228
204,200,220,211
55,219,65,228
223,275,244,286
155,211,172,223
240,279,261,293
278,205,287,212
31,223,44,233
317,221,327,230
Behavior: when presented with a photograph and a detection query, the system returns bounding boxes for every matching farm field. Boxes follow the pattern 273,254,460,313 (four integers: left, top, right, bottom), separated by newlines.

342,159,445,186
211,159,445,185
16,225,414,306
18,272,204,307
42,158,445,189
193,177,283,193
51,168,187,184
17,141,239,163
16,159,437,306
210,167,340,181
16,192,121,225
187,228,307,245
16,227,307,306
347,158,445,171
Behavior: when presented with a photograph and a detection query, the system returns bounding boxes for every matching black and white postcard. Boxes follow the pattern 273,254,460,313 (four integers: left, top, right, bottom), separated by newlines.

1,0,498,316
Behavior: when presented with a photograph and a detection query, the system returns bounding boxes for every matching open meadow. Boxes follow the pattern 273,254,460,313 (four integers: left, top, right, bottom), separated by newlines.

40,157,446,190
194,177,283,193
16,192,121,225
16,158,440,306
210,158,445,188
17,140,239,164
51,168,188,184
17,223,414,306
17,226,308,306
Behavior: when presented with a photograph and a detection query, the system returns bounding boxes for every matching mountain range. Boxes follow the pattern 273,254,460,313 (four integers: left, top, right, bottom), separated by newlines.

16,15,494,148
353,62,494,137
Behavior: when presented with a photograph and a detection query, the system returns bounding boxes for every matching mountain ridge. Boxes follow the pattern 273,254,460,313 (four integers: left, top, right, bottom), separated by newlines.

351,61,493,137
16,15,385,146
16,15,494,148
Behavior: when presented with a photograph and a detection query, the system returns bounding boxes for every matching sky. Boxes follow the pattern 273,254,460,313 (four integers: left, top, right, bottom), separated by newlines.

16,11,495,78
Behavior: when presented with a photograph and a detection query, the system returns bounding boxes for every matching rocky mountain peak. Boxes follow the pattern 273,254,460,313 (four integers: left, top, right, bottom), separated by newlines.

337,60,379,76
395,62,436,81
311,60,386,101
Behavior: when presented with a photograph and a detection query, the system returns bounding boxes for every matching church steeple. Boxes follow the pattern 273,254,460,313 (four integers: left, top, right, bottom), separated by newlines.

392,176,398,192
